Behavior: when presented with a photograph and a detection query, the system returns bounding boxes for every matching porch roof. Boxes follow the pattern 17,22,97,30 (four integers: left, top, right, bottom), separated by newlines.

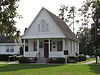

22,36,66,39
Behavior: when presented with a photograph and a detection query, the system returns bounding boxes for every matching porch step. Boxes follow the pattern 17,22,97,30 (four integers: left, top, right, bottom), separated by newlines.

36,58,47,64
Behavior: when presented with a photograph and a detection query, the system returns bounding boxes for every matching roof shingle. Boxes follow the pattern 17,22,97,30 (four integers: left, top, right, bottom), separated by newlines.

0,35,15,43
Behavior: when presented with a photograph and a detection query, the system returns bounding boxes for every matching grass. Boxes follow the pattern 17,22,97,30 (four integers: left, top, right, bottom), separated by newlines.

0,64,100,75
98,58,100,63
93,58,100,64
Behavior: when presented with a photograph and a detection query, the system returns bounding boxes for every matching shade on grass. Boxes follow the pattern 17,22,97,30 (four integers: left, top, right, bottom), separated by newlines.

0,64,100,75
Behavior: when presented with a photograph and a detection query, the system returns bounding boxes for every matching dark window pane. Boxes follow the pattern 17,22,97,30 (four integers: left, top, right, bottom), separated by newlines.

25,46,28,52
50,43,52,51
11,49,14,52
6,49,9,52
25,39,28,52
57,41,62,51
33,41,37,51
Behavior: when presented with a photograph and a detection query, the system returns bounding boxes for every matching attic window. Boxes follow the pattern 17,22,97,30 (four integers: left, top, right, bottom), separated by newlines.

38,19,49,32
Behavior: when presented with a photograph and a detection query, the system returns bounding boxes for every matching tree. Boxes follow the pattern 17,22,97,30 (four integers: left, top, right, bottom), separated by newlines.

0,0,21,37
77,0,100,59
77,28,94,55
59,5,78,33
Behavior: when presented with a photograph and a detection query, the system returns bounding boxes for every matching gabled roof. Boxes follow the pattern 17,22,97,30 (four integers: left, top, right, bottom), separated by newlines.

43,8,79,42
23,7,79,42
0,35,15,43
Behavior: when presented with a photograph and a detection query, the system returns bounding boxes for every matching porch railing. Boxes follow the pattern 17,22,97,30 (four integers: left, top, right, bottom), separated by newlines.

35,52,40,58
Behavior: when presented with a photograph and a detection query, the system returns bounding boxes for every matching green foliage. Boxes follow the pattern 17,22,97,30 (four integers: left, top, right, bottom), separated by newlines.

0,0,21,37
59,5,78,32
18,57,30,63
49,58,65,63
97,48,100,56
78,54,86,61
77,27,95,55
55,58,65,63
77,0,100,55
67,56,78,63
19,46,24,55
0,54,11,61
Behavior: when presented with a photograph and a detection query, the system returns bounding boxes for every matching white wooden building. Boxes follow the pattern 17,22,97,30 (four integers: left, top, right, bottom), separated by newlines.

0,35,21,55
22,7,79,59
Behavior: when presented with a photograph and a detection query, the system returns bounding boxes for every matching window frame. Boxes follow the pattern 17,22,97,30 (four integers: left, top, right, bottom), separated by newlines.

33,40,37,51
25,39,28,52
57,41,63,51
6,46,14,52
38,19,49,32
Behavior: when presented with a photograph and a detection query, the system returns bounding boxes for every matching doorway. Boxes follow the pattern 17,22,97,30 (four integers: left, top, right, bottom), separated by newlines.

44,43,49,58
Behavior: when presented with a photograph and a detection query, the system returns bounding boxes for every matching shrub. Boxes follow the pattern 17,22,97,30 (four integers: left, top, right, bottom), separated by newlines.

0,54,18,61
67,56,78,63
0,54,9,61
56,58,65,63
29,57,37,63
18,57,30,63
50,58,56,63
48,58,65,63
47,58,52,63
78,55,86,61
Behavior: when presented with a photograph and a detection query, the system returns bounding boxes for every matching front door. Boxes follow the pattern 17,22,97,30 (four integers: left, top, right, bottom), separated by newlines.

44,43,49,58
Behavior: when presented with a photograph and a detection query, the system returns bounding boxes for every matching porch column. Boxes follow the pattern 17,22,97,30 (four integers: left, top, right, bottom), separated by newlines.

37,39,39,51
63,38,66,51
63,38,67,64
23,39,25,56
75,42,76,53
48,38,50,57
37,39,39,58
78,43,79,54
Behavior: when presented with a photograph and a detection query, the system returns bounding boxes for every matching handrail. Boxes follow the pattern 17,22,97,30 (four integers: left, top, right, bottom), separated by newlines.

35,52,40,58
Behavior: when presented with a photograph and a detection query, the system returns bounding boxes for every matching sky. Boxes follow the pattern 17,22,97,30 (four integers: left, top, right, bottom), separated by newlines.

16,0,85,35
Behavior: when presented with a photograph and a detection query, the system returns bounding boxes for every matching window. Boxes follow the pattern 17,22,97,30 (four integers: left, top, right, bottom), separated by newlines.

6,49,9,52
50,40,52,51
76,43,78,52
33,40,37,51
6,46,14,52
57,41,62,51
25,39,28,52
50,43,52,51
70,41,73,53
39,41,43,48
11,49,14,52
10,46,14,52
38,19,49,32
73,42,75,52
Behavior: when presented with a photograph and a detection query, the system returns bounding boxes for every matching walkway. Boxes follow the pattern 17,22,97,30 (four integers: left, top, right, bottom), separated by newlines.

0,61,19,64
83,60,96,64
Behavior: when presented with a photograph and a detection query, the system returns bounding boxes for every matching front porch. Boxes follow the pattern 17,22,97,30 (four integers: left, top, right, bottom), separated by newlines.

23,38,66,58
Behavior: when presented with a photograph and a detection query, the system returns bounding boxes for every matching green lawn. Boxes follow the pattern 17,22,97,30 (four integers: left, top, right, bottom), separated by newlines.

0,64,100,75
